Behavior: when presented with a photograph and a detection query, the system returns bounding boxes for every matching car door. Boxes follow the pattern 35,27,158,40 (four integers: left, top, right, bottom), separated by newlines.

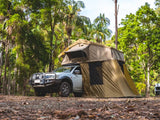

72,66,82,91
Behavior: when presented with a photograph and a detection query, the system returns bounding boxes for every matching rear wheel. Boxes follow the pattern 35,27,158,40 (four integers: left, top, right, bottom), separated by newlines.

59,82,71,97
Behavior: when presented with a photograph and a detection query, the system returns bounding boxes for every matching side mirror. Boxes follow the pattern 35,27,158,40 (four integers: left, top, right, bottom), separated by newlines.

74,70,80,74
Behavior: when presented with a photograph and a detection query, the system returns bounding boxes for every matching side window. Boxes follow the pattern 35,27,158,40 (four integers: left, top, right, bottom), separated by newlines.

74,67,82,74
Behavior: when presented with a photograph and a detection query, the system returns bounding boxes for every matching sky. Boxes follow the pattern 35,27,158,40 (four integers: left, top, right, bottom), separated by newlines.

79,0,156,35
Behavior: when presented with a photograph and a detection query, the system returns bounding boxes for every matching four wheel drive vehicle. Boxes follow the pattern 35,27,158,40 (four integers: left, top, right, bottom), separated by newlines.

29,65,83,97
155,83,160,95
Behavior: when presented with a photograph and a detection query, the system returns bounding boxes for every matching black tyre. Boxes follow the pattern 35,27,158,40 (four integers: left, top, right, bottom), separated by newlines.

74,92,83,97
59,82,71,97
34,88,46,96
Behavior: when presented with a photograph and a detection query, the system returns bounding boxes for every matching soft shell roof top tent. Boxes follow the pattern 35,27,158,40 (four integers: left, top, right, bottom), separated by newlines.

59,39,124,65
59,39,139,97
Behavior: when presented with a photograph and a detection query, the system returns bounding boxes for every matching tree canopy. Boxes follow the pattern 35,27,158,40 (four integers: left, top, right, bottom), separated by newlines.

118,2,160,96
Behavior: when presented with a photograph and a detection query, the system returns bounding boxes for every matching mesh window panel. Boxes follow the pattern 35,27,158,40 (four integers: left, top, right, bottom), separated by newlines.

89,62,103,85
67,51,87,59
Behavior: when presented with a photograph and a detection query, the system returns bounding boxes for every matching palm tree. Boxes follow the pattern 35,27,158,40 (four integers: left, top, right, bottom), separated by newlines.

72,15,91,40
63,0,90,46
92,13,112,43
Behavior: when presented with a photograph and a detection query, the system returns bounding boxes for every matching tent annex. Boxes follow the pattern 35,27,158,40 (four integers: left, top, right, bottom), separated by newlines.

59,39,139,97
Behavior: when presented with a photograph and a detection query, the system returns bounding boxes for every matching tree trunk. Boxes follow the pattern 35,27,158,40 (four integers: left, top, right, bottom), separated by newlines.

22,80,26,96
49,24,55,72
0,68,2,93
0,67,2,93
115,0,118,49
49,33,53,72
48,5,55,72
68,35,71,46
13,53,18,95
52,33,58,71
17,84,19,94
3,39,9,95
0,43,3,93
145,65,150,97
8,66,11,95
66,26,72,47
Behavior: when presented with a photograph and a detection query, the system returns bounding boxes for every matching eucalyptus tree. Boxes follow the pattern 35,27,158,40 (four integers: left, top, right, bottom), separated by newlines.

0,0,26,94
0,0,30,94
39,0,64,72
0,0,51,95
22,0,64,72
92,13,111,43
0,0,15,94
119,3,160,97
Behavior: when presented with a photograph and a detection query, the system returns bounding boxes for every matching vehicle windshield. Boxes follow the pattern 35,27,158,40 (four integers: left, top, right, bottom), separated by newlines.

53,66,75,73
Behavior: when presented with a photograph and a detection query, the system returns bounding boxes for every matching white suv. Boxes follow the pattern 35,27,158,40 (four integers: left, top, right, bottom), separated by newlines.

155,83,160,95
29,65,83,97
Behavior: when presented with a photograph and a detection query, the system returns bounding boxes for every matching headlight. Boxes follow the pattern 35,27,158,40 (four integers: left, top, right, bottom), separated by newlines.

45,74,55,79
32,74,37,79
39,74,43,79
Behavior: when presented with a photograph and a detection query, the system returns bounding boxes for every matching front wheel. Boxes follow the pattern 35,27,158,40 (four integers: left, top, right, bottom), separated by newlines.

59,82,71,97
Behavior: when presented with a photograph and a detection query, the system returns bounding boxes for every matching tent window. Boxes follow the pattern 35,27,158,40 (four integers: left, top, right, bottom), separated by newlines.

118,61,125,73
89,62,103,85
67,51,87,59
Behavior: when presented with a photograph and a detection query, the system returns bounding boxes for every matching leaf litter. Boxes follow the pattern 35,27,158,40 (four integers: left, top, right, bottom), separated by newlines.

0,95,160,120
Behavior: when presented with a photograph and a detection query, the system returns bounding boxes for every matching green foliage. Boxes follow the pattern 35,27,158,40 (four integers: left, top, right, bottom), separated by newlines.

0,0,11,15
135,82,146,95
155,0,160,7
118,3,160,96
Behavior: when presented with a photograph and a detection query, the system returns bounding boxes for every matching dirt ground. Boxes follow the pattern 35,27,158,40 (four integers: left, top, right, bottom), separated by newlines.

0,95,160,120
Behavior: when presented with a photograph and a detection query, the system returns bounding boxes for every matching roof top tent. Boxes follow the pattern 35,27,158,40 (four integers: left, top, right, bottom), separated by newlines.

59,39,124,65
59,39,139,97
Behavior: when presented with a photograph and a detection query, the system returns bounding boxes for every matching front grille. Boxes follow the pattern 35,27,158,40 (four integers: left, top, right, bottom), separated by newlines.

35,83,41,85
